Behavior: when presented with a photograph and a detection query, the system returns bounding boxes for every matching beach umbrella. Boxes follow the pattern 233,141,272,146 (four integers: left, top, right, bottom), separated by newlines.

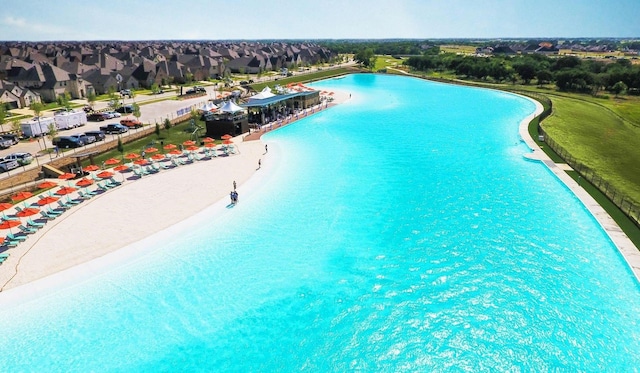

151,154,165,161
97,171,114,179
168,149,183,156
75,178,94,187
37,181,58,189
134,159,149,166
223,139,234,145
182,140,196,146
113,165,129,172
58,173,76,180
16,207,40,218
163,144,177,150
83,164,100,172
124,153,141,160
37,196,59,206
202,137,215,143
0,220,20,230
0,203,14,212
11,191,34,202
56,186,77,195
144,147,159,154
186,146,200,152
204,143,217,148
104,158,121,166
221,134,232,140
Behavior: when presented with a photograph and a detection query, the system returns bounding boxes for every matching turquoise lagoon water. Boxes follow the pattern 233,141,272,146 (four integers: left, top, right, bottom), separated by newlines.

1,74,639,371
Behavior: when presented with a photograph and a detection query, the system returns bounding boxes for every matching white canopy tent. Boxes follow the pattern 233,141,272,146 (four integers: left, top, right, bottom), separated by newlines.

218,100,246,113
249,86,276,100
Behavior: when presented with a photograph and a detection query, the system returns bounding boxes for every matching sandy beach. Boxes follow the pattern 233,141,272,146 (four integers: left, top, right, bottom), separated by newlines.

0,88,351,294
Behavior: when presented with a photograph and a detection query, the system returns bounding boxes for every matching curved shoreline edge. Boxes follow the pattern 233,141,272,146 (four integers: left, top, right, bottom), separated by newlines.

515,94,640,282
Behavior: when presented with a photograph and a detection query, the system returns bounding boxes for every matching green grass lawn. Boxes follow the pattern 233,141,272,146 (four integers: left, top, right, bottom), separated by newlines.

85,120,212,167
250,68,352,92
541,94,640,206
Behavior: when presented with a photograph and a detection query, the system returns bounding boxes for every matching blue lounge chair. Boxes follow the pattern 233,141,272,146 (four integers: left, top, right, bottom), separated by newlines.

6,233,27,242
27,218,45,228
18,225,38,235
40,211,58,220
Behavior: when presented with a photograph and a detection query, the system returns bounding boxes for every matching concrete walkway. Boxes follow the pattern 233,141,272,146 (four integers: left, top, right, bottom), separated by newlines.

519,97,640,281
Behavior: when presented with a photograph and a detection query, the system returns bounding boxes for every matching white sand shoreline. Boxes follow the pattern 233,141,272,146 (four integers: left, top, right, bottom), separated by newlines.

0,87,351,304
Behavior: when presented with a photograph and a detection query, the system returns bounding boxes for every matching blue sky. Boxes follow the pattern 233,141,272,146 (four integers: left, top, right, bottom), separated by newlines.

2,0,639,41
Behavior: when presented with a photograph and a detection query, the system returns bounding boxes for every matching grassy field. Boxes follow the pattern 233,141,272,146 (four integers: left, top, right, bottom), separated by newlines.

539,94,640,206
249,68,352,92
440,45,478,55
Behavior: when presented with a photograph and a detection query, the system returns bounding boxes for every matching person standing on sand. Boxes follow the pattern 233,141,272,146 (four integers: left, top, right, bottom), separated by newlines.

265,144,268,153
233,180,236,190
258,159,261,169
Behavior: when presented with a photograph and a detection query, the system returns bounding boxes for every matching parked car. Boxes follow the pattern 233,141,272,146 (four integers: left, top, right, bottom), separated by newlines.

104,111,121,118
84,130,106,141
4,152,33,166
120,118,143,128
1,134,19,145
99,123,129,134
194,86,206,93
0,159,19,173
116,105,134,113
185,88,196,94
52,136,84,149
69,134,96,144
0,138,12,149
120,89,132,97
88,112,106,121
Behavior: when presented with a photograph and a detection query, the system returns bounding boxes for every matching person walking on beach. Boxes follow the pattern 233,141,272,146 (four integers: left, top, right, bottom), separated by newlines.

258,159,261,169
265,144,268,153
233,180,237,191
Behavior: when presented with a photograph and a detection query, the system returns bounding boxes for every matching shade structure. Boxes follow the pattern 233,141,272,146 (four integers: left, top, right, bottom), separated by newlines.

186,146,200,152
58,173,76,180
11,191,34,202
75,178,94,187
104,158,121,166
16,207,40,218
134,159,149,166
168,149,183,156
124,153,141,160
37,196,59,206
163,144,177,150
202,137,215,143
151,154,165,161
0,203,14,212
113,165,129,172
56,186,77,195
182,140,196,146
97,171,114,179
0,220,20,230
144,147,159,154
221,134,232,140
83,165,100,172
204,143,217,148
223,139,234,145
37,181,58,189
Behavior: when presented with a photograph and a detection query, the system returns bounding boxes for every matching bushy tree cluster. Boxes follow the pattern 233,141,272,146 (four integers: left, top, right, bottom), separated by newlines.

404,53,640,95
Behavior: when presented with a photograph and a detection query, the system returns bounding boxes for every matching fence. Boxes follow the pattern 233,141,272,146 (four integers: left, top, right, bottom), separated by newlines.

539,127,640,227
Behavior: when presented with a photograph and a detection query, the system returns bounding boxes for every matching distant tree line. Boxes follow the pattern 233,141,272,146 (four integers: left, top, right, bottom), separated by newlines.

404,54,640,95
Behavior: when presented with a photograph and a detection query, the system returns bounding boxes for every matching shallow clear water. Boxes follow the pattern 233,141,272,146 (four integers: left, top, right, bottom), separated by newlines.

1,74,639,372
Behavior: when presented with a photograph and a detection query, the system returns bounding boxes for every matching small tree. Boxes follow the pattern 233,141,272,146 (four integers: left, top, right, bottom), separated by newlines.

107,87,121,110
150,83,160,95
155,122,161,138
57,92,72,110
46,123,58,152
10,119,21,137
611,81,628,97
163,118,172,130
0,104,6,132
117,137,124,155
30,102,45,118
86,91,97,110
131,102,141,121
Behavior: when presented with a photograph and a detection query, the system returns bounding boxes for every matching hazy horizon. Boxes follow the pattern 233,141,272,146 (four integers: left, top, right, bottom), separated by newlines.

2,0,639,42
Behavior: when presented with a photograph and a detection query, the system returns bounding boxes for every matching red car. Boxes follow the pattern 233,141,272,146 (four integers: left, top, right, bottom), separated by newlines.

120,118,143,128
